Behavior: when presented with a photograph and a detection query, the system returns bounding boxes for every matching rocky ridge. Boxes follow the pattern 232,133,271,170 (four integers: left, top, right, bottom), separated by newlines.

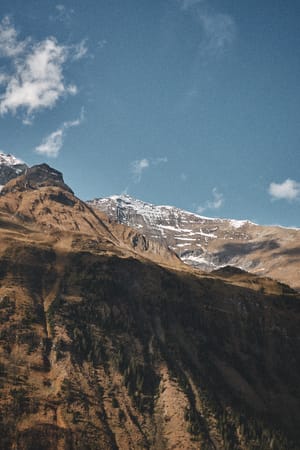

89,195,300,290
0,164,179,268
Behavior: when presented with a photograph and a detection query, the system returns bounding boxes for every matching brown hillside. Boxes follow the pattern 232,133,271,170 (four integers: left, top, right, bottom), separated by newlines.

0,165,299,450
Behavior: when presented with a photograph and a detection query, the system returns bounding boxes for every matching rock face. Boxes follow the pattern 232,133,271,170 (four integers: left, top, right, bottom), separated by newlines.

0,166,299,450
1,163,74,195
89,195,300,290
0,152,27,187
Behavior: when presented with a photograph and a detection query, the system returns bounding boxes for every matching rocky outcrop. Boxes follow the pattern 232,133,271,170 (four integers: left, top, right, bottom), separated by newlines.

1,164,74,195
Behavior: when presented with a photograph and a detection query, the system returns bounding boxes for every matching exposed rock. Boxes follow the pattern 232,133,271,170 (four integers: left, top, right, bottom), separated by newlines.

1,164,74,195
90,195,300,290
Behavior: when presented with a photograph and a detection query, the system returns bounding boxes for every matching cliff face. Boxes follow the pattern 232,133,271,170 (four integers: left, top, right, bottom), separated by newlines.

0,166,300,450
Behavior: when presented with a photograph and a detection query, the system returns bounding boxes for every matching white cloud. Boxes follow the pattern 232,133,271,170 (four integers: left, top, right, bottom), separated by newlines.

197,187,224,213
67,84,78,95
0,38,68,116
0,38,69,117
0,17,82,121
35,128,64,158
0,16,27,57
268,179,300,201
131,158,149,183
35,108,84,158
130,157,168,183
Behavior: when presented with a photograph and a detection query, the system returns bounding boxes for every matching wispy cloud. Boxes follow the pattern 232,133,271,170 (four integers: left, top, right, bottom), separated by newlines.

0,16,27,57
153,156,168,165
35,108,84,158
130,157,168,183
72,39,88,60
97,39,108,50
197,187,224,213
35,128,65,158
175,1,236,57
131,158,150,183
177,0,204,11
0,73,9,85
180,172,188,182
198,12,236,56
0,16,84,122
268,179,300,202
51,4,75,24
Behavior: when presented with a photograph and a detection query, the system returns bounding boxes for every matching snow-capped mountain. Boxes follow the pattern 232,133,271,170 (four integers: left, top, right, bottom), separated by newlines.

89,194,300,290
89,195,252,267
0,152,27,188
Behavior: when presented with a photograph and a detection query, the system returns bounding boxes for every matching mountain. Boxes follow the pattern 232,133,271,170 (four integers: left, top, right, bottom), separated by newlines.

89,195,300,290
0,164,180,268
0,165,299,449
0,152,28,188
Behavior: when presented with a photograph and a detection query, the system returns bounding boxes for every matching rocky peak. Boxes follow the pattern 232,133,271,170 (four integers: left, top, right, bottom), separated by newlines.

1,163,74,195
0,152,28,186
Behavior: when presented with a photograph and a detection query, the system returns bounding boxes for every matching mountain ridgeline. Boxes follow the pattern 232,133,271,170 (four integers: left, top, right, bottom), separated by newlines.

89,195,300,291
0,160,299,449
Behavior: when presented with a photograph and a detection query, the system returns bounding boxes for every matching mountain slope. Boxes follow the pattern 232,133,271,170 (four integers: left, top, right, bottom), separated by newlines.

0,164,180,268
89,195,300,290
0,166,299,449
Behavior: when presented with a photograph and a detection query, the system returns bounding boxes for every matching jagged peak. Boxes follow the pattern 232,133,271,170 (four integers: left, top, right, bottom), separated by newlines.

1,163,74,195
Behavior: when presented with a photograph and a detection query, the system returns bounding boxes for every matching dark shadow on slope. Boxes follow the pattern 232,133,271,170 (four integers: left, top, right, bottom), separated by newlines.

216,240,280,262
273,247,300,257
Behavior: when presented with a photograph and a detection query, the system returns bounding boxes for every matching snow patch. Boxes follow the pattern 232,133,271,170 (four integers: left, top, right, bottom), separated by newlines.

198,229,217,238
182,254,217,267
175,237,197,241
0,152,24,166
229,219,248,229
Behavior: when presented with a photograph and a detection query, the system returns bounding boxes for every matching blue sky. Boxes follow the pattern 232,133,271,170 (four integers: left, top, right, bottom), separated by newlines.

0,0,300,226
